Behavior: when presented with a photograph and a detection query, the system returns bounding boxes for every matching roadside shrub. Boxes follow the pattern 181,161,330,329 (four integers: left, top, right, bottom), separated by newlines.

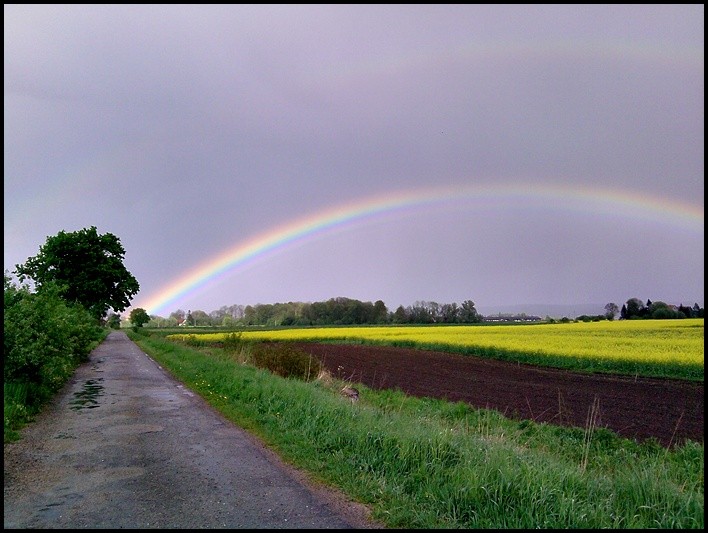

250,342,322,381
4,275,104,442
4,286,101,384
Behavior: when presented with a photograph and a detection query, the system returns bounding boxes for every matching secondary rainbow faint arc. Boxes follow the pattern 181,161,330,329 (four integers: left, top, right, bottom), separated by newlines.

138,183,704,315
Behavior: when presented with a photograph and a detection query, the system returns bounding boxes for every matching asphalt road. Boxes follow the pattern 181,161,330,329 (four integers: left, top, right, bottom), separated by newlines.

4,331,380,529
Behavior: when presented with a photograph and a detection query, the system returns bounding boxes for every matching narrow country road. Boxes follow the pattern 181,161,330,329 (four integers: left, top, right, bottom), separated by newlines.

4,331,380,529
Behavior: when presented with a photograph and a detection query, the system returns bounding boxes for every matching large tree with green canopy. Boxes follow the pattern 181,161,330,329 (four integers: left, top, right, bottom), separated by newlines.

14,226,140,321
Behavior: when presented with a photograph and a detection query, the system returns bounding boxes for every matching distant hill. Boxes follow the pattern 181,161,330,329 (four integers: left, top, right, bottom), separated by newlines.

477,303,607,319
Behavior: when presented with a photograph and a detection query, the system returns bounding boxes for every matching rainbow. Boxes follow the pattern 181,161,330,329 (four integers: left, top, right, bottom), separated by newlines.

136,183,703,315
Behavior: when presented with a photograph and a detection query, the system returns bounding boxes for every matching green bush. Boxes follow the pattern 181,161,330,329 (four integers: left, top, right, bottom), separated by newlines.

250,342,322,381
4,275,104,442
4,284,100,384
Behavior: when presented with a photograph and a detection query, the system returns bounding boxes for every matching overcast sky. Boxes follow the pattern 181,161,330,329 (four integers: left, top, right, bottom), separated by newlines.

4,4,704,317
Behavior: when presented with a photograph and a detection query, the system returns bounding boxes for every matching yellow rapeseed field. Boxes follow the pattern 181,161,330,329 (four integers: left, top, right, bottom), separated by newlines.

169,318,704,369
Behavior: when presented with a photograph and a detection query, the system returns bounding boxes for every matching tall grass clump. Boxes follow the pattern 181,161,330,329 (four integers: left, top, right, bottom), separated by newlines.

170,332,322,381
130,331,703,529
250,343,322,381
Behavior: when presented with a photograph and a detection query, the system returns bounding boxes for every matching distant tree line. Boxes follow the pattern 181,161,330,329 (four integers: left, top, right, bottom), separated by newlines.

146,296,705,328
147,297,484,327
548,299,704,323
619,298,704,320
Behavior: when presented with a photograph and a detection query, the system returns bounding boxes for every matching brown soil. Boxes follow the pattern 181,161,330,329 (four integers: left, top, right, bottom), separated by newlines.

295,343,703,448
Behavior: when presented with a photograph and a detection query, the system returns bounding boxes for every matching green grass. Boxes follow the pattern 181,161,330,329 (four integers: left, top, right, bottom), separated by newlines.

128,330,704,529
3,382,34,442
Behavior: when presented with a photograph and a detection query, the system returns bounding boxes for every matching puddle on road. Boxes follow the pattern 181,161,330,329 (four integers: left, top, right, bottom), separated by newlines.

70,378,105,410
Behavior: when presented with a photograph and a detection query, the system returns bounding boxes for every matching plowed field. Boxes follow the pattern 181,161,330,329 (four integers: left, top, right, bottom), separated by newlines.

295,343,704,448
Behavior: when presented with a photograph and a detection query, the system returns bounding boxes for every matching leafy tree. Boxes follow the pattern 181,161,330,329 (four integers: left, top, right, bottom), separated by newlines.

459,300,481,323
169,309,186,323
407,302,435,324
190,309,211,326
129,307,150,328
392,305,407,324
650,306,678,319
222,315,237,328
373,300,389,323
226,304,245,319
604,302,619,320
677,304,692,318
209,307,228,323
106,313,122,329
440,302,459,323
624,298,645,319
14,226,139,321
148,315,178,328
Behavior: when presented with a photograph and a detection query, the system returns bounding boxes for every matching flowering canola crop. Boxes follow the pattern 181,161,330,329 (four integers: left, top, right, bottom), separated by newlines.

169,319,703,373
